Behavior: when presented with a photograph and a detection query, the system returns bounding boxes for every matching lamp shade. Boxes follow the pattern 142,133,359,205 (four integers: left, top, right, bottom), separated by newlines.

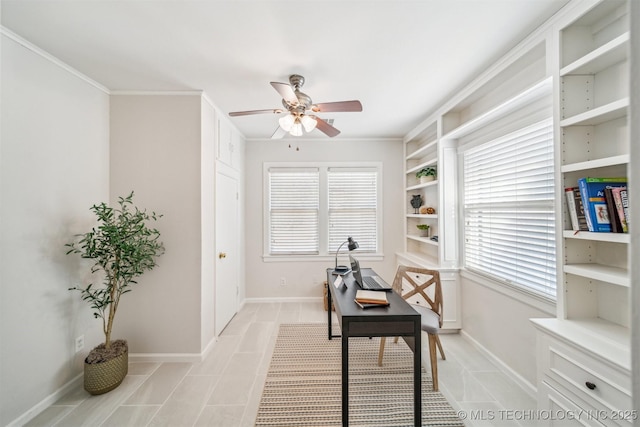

278,114,295,131
300,115,317,132
290,119,303,136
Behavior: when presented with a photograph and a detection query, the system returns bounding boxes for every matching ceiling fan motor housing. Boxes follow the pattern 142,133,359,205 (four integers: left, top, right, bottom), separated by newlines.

289,74,305,89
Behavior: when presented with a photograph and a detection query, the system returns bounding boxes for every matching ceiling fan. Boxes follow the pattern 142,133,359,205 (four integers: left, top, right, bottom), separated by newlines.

229,74,362,138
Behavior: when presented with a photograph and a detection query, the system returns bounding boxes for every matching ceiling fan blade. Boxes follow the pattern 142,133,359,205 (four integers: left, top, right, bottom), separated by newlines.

311,100,362,113
270,82,299,105
313,117,341,137
229,108,283,117
271,126,287,139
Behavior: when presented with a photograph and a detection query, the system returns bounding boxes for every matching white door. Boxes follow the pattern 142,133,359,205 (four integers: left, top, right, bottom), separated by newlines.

215,172,238,335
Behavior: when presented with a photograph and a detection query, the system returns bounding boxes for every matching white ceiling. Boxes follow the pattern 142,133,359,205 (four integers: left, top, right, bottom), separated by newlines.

1,0,569,140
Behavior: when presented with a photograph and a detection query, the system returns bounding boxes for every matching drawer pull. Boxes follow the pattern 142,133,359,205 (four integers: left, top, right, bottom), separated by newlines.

585,381,597,390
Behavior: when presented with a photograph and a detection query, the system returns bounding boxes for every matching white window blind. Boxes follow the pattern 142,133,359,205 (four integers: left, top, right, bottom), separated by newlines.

268,168,319,255
463,120,556,299
328,168,378,253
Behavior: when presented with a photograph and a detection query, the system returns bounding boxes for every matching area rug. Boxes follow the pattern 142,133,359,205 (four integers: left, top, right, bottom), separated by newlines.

254,323,464,427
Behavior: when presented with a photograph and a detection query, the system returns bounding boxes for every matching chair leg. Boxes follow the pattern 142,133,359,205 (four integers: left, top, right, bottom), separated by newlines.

378,337,386,367
435,334,446,360
428,333,438,391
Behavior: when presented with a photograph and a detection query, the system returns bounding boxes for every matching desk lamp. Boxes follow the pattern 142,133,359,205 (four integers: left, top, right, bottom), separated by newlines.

334,237,359,274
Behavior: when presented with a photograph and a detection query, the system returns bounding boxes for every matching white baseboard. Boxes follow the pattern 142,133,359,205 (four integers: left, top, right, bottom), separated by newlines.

244,296,323,304
459,330,537,399
6,373,83,427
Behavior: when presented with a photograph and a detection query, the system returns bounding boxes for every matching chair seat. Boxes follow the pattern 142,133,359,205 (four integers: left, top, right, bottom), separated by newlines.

411,304,440,334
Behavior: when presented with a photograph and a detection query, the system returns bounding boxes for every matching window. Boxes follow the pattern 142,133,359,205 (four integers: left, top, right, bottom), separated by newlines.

463,119,556,299
266,163,381,257
268,168,320,255
328,168,378,252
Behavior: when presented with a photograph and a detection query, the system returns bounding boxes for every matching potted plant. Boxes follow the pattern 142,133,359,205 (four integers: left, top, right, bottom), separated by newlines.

416,166,437,183
416,224,430,237
66,192,165,395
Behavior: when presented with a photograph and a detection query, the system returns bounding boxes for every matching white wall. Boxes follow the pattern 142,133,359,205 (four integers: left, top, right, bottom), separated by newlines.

110,94,206,355
244,138,403,300
0,32,110,425
460,275,553,388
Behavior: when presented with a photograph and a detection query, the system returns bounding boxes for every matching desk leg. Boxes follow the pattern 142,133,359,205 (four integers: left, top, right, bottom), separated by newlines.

414,323,422,426
327,286,333,340
342,330,349,427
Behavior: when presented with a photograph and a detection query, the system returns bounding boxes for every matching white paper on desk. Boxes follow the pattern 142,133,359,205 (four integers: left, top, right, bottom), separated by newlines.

333,275,342,288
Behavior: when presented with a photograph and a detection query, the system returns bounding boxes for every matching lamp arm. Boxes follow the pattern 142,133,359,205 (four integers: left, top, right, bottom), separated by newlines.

335,241,348,269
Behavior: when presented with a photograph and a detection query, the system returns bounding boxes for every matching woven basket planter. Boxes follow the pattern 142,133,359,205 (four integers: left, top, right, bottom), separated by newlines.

84,347,128,395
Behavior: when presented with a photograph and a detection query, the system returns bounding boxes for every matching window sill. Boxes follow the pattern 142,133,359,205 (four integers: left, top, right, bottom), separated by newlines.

460,268,556,315
262,253,384,263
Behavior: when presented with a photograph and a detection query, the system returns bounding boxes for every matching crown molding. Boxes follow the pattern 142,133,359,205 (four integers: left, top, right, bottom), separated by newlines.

1,25,110,94
110,90,203,96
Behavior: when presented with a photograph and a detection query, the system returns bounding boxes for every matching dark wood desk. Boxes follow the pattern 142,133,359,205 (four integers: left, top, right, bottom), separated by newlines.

326,268,422,427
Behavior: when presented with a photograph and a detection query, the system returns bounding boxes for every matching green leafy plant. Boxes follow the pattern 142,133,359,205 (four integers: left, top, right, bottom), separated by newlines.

66,192,165,350
416,224,430,230
416,166,437,179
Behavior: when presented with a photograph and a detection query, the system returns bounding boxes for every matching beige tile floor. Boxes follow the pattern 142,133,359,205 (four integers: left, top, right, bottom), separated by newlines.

25,301,537,427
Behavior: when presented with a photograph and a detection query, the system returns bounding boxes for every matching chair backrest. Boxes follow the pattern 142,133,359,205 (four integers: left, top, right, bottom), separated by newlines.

392,265,443,327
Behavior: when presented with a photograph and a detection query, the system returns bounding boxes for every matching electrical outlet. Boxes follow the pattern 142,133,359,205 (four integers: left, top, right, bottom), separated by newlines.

75,335,84,352
280,277,286,287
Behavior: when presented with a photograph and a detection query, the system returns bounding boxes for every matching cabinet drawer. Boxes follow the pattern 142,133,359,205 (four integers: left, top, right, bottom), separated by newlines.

545,339,631,417
540,380,604,427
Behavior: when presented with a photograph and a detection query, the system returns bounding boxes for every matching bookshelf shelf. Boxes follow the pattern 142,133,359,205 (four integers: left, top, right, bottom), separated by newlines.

561,154,629,173
563,263,629,287
406,214,438,219
562,230,630,243
406,157,438,175
559,98,629,127
406,180,438,191
407,235,438,246
560,32,629,76
406,139,438,160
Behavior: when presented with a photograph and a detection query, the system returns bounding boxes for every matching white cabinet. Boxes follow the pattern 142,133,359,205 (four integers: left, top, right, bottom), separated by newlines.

533,0,631,423
534,325,633,426
217,116,240,169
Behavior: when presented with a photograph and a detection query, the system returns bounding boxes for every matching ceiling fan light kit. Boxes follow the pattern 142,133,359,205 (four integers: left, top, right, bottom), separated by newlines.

229,74,362,139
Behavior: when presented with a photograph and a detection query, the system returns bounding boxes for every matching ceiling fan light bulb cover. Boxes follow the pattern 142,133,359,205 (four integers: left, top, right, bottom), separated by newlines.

300,115,317,132
290,121,303,136
278,114,295,131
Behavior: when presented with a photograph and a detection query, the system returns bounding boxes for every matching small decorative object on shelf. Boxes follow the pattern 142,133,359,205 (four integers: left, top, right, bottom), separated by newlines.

416,166,437,183
421,206,436,215
416,224,430,237
410,195,423,214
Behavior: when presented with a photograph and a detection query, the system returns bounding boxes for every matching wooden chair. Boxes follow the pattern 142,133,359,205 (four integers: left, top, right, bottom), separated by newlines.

377,265,446,391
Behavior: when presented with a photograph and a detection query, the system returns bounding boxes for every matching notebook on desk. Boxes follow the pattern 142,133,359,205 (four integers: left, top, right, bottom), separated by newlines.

349,255,393,291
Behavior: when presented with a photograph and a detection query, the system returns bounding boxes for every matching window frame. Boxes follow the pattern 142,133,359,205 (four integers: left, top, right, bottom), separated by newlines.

263,162,383,262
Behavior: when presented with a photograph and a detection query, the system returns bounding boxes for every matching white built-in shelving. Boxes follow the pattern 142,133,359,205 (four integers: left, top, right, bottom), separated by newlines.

533,0,632,422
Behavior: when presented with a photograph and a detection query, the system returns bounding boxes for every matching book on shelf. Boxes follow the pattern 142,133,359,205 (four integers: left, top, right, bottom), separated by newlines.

611,186,629,233
564,187,588,231
604,188,623,233
577,177,627,232
354,289,389,307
